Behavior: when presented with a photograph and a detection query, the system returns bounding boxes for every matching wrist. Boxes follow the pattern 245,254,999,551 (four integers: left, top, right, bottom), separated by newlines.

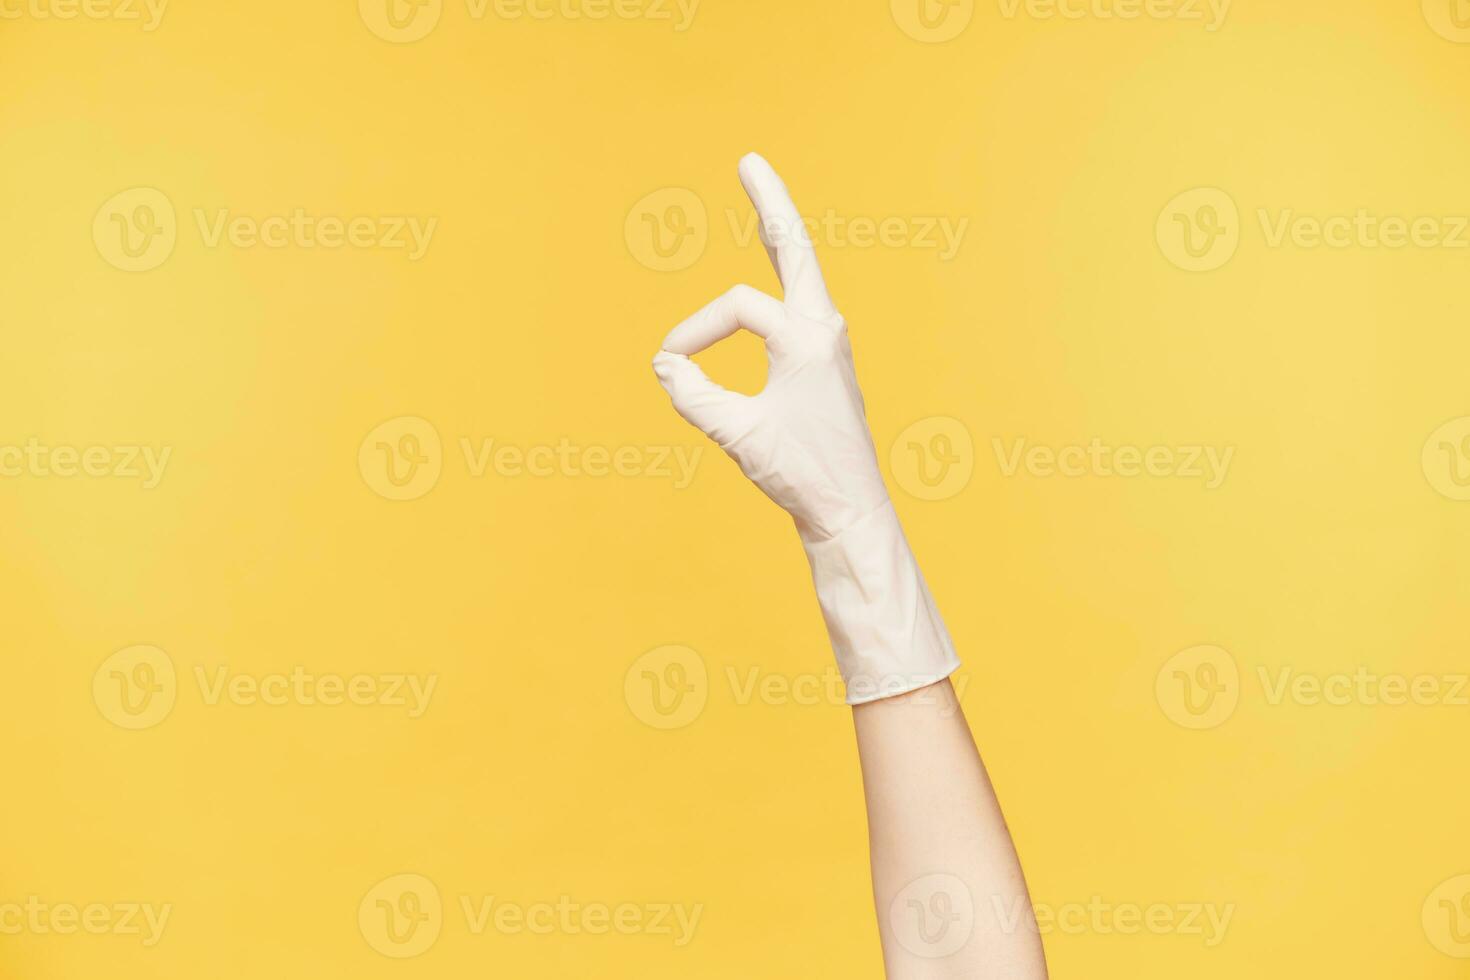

799,501,961,705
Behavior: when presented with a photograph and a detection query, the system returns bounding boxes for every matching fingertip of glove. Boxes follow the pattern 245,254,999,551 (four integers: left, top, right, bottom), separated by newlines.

651,349,684,382
737,150,766,172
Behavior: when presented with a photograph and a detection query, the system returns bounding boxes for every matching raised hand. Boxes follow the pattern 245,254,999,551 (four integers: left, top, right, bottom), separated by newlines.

652,153,958,704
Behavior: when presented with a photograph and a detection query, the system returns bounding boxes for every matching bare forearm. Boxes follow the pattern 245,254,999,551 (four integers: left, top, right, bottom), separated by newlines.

650,154,1046,977
855,680,1048,979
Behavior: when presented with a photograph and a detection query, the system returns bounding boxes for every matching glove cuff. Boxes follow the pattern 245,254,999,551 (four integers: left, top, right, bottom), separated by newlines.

800,501,961,705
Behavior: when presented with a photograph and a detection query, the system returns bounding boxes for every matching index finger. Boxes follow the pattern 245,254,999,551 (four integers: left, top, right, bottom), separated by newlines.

660,284,788,356
738,153,838,320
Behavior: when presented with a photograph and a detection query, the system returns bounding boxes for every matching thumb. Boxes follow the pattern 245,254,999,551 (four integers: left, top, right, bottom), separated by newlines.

652,350,747,442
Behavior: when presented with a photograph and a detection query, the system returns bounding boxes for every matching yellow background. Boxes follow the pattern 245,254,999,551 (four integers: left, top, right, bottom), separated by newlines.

2,0,1468,976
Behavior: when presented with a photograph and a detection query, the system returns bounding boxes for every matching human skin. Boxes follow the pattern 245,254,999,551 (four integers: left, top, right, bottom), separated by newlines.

652,153,1048,978
855,679,1047,978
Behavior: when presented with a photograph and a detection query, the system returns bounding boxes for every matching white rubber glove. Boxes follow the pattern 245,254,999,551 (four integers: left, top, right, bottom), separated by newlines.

651,153,959,705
